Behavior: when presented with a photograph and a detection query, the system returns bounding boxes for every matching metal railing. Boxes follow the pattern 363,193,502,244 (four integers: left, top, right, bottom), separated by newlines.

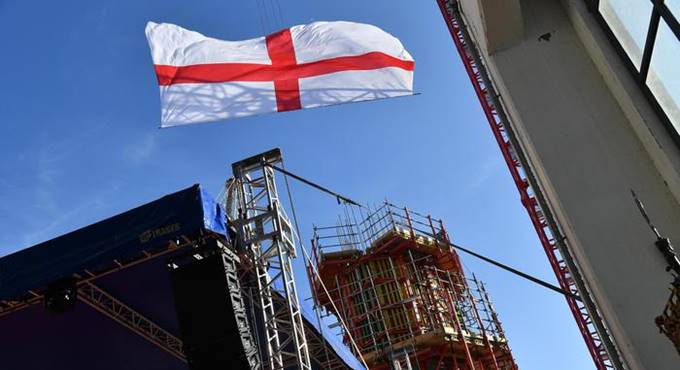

312,202,450,260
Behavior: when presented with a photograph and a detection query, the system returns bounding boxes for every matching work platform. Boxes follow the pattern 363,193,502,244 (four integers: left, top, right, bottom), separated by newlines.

0,185,361,370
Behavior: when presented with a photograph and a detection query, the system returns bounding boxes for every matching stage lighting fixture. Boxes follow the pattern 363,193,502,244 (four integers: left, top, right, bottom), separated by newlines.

44,278,78,314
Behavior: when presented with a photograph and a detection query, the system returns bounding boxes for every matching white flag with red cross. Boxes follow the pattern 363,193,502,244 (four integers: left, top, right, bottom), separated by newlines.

145,21,415,127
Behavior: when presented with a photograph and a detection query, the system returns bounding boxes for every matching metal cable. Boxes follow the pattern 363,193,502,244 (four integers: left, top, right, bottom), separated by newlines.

279,160,332,369
265,162,582,302
278,160,370,369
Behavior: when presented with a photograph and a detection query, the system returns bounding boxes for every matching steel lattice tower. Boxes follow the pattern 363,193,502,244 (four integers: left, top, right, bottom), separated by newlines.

230,149,312,370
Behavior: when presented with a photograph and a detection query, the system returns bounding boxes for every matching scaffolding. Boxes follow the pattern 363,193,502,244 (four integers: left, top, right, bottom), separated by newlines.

309,203,517,370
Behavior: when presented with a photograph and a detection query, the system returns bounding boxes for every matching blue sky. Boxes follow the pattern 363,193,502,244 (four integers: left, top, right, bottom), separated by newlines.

0,1,594,369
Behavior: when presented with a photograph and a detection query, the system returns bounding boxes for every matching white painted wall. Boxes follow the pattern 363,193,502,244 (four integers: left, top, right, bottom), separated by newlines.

459,0,680,368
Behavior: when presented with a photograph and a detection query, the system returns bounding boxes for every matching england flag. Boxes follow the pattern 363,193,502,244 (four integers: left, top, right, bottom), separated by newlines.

145,21,415,127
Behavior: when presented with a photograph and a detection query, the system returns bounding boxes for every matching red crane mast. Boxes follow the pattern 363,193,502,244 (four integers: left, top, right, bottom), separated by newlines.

434,1,625,369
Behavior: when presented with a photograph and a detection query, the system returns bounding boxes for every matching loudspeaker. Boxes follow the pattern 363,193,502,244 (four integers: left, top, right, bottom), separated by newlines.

169,244,253,370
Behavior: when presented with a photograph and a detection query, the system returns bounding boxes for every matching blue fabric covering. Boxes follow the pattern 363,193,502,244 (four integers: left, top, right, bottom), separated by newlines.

0,184,227,301
200,186,227,235
300,304,366,370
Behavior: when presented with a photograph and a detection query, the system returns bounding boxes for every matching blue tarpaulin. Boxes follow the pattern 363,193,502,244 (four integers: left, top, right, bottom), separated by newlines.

0,184,226,301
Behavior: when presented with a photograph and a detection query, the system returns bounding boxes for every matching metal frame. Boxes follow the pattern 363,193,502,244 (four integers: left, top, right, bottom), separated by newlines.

159,238,263,368
586,0,680,148
240,277,352,370
303,313,352,370
0,293,42,319
231,148,311,370
435,1,625,369
0,235,203,361
1,234,262,367
218,242,262,369
310,203,517,370
0,236,195,319
0,204,344,370
77,281,186,362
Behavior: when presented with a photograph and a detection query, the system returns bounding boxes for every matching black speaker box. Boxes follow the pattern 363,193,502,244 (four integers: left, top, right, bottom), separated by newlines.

169,247,252,370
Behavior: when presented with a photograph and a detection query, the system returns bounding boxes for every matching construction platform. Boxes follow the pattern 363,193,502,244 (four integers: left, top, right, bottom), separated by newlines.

309,203,517,370
0,185,361,370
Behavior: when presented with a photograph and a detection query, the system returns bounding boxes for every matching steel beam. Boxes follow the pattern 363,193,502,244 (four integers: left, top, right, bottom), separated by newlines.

77,281,185,362
434,1,625,368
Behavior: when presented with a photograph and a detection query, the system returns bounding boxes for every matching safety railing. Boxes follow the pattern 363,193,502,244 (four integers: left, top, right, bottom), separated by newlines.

312,202,451,262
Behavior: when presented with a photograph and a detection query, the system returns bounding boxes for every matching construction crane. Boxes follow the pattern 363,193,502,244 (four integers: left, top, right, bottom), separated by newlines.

434,1,624,369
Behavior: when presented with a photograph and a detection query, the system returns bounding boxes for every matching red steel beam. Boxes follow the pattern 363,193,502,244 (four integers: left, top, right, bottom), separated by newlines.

434,1,616,369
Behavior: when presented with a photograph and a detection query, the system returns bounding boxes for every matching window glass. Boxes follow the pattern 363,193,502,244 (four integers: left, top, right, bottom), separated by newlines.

599,0,653,69
647,20,680,132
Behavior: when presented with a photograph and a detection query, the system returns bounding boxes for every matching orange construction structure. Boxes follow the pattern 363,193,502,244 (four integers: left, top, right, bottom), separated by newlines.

308,203,517,370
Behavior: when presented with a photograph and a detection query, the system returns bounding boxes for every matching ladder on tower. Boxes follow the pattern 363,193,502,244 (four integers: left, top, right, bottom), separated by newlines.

434,1,625,369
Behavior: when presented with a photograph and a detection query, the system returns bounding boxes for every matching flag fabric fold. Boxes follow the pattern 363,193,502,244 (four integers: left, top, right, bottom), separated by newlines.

145,21,414,127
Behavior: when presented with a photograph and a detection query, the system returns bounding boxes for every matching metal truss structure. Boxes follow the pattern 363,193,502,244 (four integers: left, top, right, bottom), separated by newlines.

219,241,262,369
77,281,186,362
0,236,201,360
0,293,42,319
304,322,350,370
435,1,624,369
1,225,349,370
2,281,189,363
0,236,194,320
237,282,352,370
230,148,311,370
1,150,344,370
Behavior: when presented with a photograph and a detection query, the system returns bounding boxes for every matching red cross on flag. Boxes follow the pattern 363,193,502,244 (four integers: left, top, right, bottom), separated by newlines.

145,21,415,127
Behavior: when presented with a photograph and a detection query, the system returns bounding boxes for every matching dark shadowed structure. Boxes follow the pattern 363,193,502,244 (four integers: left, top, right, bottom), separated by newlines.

0,185,361,370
